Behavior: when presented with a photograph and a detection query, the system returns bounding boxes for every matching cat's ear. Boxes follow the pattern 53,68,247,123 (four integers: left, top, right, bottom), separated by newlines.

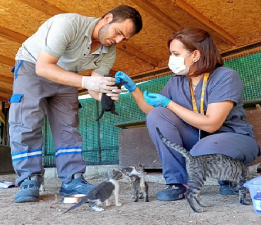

112,169,116,174
130,176,136,181
247,163,260,174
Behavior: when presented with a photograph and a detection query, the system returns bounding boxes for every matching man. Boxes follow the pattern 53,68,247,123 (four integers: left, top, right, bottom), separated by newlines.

9,5,142,203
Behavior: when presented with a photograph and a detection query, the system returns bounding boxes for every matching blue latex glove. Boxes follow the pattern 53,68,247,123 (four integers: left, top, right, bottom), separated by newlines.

143,90,171,107
115,71,137,92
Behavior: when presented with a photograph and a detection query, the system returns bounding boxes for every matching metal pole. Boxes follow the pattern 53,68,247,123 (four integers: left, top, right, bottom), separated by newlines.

96,101,102,163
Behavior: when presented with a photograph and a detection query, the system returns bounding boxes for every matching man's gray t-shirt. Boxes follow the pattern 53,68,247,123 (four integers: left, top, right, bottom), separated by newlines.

161,67,254,138
16,13,116,75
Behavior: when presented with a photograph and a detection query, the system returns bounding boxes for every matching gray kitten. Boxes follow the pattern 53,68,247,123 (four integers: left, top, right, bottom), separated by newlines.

122,165,149,202
129,174,149,202
156,127,259,213
64,169,124,212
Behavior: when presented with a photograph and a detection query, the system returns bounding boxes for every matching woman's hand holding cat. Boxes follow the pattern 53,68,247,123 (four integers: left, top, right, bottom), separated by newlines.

143,90,171,107
115,71,137,92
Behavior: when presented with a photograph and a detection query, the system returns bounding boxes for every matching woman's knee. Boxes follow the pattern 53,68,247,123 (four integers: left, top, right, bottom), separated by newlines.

147,107,180,128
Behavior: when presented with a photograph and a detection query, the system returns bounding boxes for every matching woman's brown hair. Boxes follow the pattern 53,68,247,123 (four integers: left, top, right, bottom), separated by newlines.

168,27,223,76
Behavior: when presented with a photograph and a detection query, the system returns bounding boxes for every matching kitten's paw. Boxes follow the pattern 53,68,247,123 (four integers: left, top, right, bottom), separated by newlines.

198,201,208,207
240,199,250,205
105,200,111,206
193,208,203,213
115,203,122,207
39,184,45,192
92,206,105,211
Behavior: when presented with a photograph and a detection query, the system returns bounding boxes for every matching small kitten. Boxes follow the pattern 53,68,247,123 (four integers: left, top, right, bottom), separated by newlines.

96,74,127,121
122,165,149,202
156,127,260,213
64,169,124,213
39,168,45,192
129,174,149,202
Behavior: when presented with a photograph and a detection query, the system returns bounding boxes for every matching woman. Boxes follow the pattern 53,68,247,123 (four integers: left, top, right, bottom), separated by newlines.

114,27,260,201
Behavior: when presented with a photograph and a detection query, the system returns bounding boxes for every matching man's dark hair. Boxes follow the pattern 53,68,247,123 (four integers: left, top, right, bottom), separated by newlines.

101,5,143,35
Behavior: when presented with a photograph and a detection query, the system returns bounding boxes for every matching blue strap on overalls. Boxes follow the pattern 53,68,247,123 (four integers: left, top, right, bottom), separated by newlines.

11,60,24,79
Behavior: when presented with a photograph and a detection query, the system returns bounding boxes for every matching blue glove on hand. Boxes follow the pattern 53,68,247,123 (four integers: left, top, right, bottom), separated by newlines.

115,71,137,92
143,90,171,107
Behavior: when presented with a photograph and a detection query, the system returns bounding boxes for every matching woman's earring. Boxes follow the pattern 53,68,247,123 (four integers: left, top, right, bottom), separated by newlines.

193,58,199,62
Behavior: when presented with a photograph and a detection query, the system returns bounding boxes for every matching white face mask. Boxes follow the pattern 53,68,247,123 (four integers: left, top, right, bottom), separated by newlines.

168,53,193,75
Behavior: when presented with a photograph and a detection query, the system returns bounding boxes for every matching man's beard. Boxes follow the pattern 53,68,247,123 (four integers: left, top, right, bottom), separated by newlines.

98,23,111,46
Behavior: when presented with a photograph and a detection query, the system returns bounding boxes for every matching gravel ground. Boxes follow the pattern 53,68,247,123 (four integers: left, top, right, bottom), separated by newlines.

0,173,261,225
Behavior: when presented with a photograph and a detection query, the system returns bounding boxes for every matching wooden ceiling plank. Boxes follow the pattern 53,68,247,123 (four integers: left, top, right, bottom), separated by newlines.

0,80,13,90
131,0,182,31
0,26,27,43
0,55,15,66
0,88,13,95
130,66,170,79
0,110,5,124
118,42,158,67
172,0,235,45
0,75,13,84
0,97,8,103
19,0,64,16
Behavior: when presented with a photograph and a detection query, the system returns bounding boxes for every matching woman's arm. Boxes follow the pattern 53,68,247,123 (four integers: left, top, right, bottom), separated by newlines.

115,71,154,114
130,87,155,114
166,100,234,133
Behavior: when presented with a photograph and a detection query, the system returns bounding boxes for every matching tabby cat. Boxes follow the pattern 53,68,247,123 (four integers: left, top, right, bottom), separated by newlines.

156,127,260,213
64,169,124,213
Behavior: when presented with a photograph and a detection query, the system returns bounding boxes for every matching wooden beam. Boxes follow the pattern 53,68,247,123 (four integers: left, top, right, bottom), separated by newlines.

172,0,235,45
0,97,8,103
0,26,27,43
0,88,12,96
118,42,158,67
0,110,5,124
0,75,13,84
130,0,182,31
19,0,64,16
0,81,13,90
130,66,170,79
0,91,12,98
5,103,10,108
0,55,15,66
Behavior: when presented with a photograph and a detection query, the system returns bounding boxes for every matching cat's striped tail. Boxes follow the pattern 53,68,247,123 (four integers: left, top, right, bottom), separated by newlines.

156,127,192,161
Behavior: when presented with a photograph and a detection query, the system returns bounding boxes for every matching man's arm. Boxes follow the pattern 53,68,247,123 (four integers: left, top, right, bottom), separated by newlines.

36,50,82,87
36,50,117,93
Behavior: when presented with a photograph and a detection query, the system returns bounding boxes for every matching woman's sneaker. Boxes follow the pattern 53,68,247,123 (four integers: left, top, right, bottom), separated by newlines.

59,175,95,196
156,184,186,201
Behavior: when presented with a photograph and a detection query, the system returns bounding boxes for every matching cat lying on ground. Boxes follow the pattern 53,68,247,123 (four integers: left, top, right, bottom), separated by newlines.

156,127,260,213
64,169,124,212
